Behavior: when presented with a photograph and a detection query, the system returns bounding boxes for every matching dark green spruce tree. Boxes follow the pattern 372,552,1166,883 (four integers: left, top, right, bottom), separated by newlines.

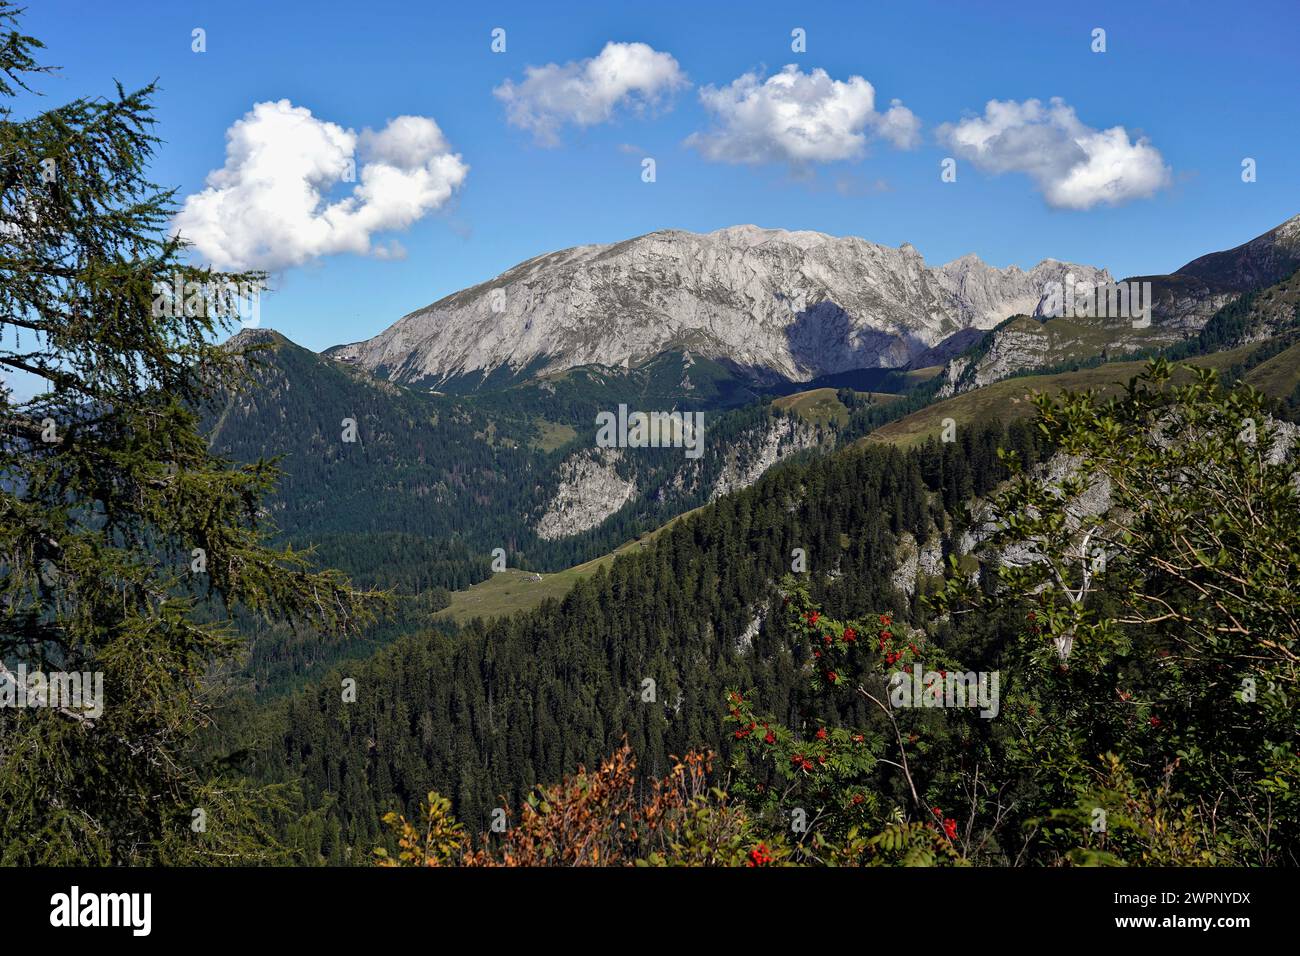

0,6,384,864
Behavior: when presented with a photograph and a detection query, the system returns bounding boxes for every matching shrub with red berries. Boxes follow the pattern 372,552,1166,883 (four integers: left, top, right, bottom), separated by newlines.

722,579,978,865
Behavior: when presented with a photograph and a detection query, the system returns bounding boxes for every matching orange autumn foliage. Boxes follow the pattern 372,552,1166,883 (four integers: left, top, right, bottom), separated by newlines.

378,740,779,867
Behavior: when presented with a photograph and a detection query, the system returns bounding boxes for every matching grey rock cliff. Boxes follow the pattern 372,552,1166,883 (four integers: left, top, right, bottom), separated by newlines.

328,225,1109,387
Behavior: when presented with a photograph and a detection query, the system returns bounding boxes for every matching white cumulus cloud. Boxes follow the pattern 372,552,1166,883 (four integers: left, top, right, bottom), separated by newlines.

685,65,920,166
494,41,688,146
937,97,1171,210
173,100,469,271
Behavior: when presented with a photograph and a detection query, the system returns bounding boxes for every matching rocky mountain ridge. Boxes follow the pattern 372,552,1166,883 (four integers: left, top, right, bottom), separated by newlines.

933,214,1300,398
327,225,1111,389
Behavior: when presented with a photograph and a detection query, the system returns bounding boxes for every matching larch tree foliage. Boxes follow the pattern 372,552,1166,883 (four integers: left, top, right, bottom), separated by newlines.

0,6,385,864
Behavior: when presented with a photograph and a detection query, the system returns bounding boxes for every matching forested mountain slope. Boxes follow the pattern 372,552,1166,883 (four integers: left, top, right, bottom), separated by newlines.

208,330,872,696
213,329,842,577
230,322,1300,862
237,416,1045,858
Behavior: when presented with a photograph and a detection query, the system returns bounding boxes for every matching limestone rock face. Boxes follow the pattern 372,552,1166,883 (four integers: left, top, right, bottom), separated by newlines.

535,449,636,541
327,225,1108,388
711,416,818,501
931,214,1300,397
891,530,945,597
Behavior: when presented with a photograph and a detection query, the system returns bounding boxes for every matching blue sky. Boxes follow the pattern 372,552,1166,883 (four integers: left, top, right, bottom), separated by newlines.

18,0,1300,355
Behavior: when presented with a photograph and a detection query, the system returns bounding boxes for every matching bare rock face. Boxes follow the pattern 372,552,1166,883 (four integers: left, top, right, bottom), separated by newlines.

935,313,1167,398
535,449,636,540
890,529,944,597
737,610,764,653
937,255,1111,327
936,319,1053,398
327,225,1109,388
533,411,827,543
711,416,818,501
1144,277,1237,334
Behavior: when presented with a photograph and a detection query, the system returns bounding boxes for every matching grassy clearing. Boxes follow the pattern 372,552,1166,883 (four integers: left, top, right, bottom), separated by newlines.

433,562,612,624
904,366,943,384
531,419,579,452
433,506,705,625
1243,340,1300,398
772,387,900,427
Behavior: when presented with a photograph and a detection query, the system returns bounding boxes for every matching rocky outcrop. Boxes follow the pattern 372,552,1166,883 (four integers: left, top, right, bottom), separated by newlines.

891,529,944,596
711,416,819,500
936,319,1058,397
737,610,764,653
937,255,1110,327
535,449,636,540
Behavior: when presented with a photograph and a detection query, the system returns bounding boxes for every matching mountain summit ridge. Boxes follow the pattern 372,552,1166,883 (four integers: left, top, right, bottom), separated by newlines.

325,215,1300,391
325,225,1112,388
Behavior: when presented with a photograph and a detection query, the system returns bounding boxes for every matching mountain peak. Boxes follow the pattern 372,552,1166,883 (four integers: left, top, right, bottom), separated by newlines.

326,226,1111,389
1272,212,1300,242
1174,211,1300,292
701,224,837,250
223,327,289,350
